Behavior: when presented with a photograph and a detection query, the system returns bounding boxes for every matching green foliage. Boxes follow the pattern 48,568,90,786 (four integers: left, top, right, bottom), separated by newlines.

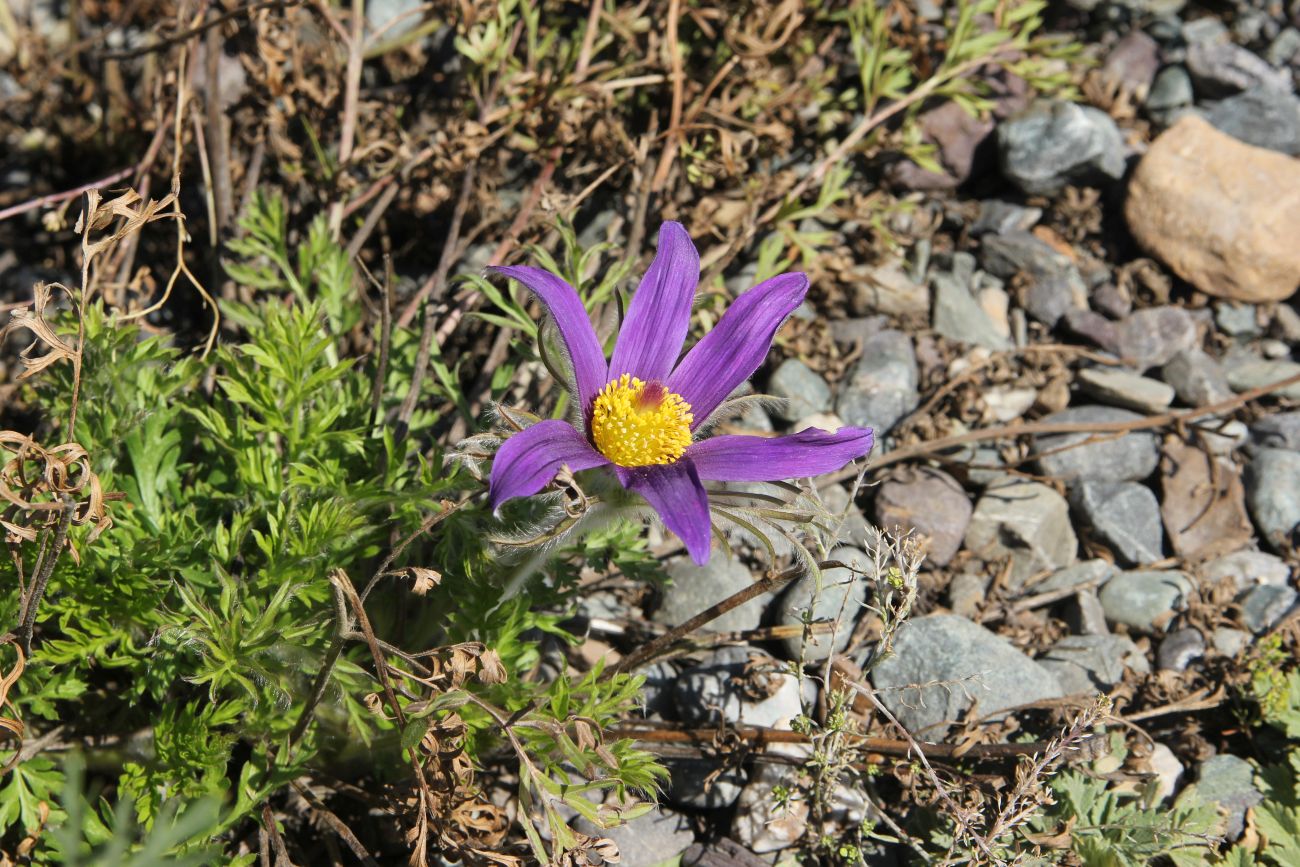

1,192,663,864
1255,749,1300,866
1030,736,1219,866
49,754,230,867
1041,769,1219,866
1249,634,1300,738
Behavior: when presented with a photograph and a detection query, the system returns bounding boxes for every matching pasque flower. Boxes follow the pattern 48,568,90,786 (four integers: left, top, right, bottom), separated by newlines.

488,222,874,564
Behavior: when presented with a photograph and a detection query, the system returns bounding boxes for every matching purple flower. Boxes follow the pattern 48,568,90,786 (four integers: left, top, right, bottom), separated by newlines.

488,222,874,564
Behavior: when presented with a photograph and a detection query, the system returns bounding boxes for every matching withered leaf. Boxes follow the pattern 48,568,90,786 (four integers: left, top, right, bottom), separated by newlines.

476,649,507,685
1160,438,1253,562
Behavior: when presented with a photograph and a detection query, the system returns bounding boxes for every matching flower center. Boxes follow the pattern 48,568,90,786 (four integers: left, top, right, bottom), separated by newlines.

590,374,694,467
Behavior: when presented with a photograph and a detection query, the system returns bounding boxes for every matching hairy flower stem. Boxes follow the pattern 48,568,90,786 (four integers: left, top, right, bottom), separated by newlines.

498,501,623,602
17,496,75,655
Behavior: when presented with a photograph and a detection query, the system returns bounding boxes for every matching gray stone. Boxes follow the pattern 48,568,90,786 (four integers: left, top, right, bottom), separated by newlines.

873,467,972,567
851,261,930,317
887,99,995,190
1161,349,1233,407
948,572,990,619
889,100,987,191
1226,359,1300,400
366,0,426,38
1202,549,1292,592
1146,743,1185,802
1071,481,1165,566
1185,754,1264,840
574,807,695,867
997,99,1127,196
673,647,802,729
871,614,1064,737
980,231,1088,326
1092,281,1133,318
1157,627,1206,671
817,484,875,550
1245,448,1300,551
1213,627,1251,657
1101,30,1161,97
1264,338,1295,359
1117,306,1200,372
655,557,764,633
1251,411,1300,451
965,480,1077,590
932,271,1013,351
636,661,678,718
1035,406,1161,483
1067,588,1112,636
1202,419,1250,456
1182,17,1229,46
836,330,920,435
776,546,871,663
1268,28,1300,67
829,315,889,347
737,402,774,433
1146,65,1196,125
1038,634,1150,695
732,763,809,853
982,386,1037,423
971,200,1041,237
1187,35,1292,98
1077,367,1175,413
666,758,745,810
1037,559,1117,595
1240,584,1298,633
1215,302,1263,337
1061,309,1120,353
1275,303,1300,343
1098,570,1194,631
769,358,832,423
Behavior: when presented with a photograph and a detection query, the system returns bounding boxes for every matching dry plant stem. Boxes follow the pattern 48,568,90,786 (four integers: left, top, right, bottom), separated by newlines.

345,182,398,261
328,0,366,240
335,569,407,728
357,256,393,430
853,682,995,861
0,639,27,774
114,40,221,355
204,17,235,236
762,48,1019,227
394,168,474,435
0,167,131,224
261,802,293,867
574,0,603,80
190,108,219,248
99,0,303,60
16,497,75,655
825,369,1300,486
608,559,837,678
650,0,684,191
291,781,381,867
612,723,1055,761
287,503,462,749
979,701,1106,857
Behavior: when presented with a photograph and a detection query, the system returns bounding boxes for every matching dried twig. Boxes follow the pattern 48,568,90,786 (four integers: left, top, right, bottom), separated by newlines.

825,370,1300,485
608,559,846,678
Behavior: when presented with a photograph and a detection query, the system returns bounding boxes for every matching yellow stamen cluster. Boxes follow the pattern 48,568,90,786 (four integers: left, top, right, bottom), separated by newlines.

590,374,694,467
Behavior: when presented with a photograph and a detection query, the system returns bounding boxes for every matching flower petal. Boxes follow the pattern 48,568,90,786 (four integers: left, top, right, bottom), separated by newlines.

667,272,809,428
688,427,875,482
617,461,713,564
608,221,699,383
490,266,607,411
489,420,610,511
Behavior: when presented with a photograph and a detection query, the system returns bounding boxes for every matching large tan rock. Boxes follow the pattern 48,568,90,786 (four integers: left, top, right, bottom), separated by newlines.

1125,115,1300,303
